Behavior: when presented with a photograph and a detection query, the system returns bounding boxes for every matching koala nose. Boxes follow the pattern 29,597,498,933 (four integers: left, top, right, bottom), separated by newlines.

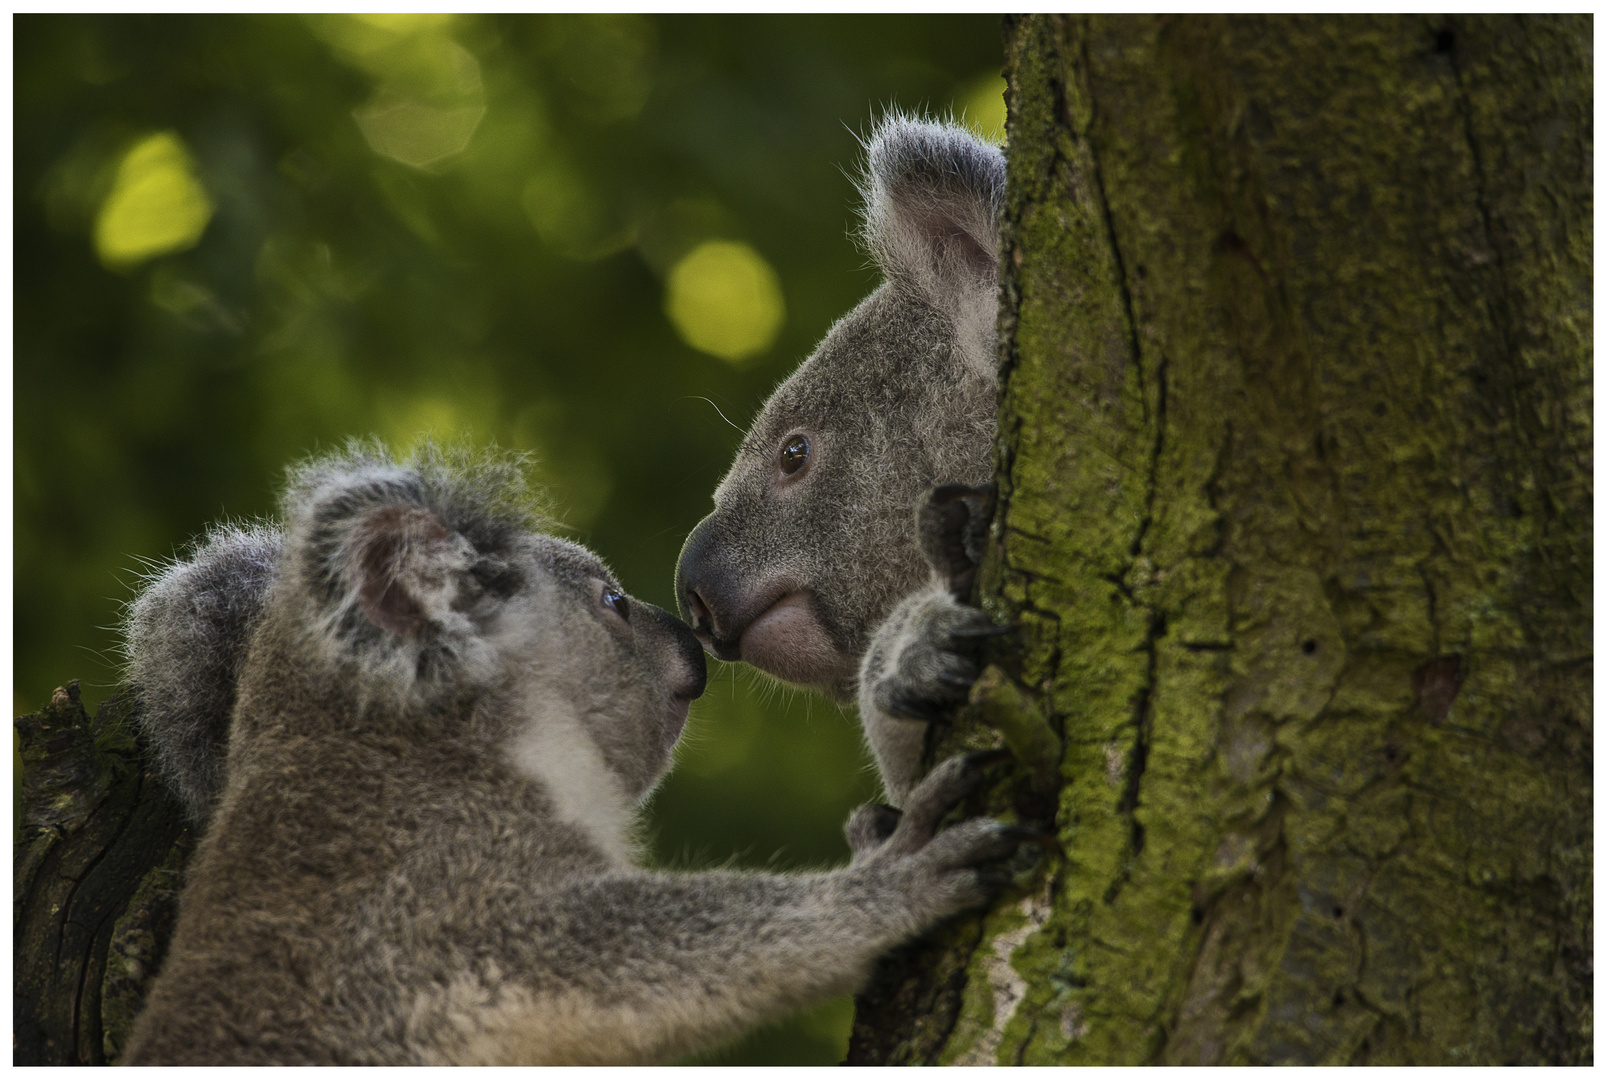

675,515,723,638
671,621,709,702
675,516,749,662
643,602,708,702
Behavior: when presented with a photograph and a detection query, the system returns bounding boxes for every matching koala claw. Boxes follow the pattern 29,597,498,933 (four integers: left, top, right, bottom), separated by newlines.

961,746,1014,770
868,598,1002,723
849,754,1039,918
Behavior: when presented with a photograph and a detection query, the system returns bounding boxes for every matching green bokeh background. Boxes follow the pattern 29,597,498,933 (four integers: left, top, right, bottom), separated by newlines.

14,14,1003,1064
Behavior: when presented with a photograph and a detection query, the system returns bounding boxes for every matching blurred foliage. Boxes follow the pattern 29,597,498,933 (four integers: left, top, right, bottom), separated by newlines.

14,13,1003,1064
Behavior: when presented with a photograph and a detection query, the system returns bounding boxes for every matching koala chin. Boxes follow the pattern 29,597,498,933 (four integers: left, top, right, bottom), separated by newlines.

676,115,1008,805
122,443,1023,1065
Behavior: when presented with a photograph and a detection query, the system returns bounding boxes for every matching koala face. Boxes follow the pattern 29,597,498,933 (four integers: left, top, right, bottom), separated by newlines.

278,445,706,805
675,118,1005,702
497,534,707,799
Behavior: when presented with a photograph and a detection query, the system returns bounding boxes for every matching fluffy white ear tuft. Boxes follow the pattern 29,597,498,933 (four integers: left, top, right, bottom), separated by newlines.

860,115,1006,308
347,505,455,637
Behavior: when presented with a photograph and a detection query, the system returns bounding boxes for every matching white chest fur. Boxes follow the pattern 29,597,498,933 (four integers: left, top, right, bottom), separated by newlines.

505,698,635,866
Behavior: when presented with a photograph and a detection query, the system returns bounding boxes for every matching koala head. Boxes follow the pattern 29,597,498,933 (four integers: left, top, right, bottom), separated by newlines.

674,117,1005,702
257,444,706,802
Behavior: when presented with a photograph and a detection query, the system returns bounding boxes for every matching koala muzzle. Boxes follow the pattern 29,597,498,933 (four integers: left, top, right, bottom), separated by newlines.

643,603,708,703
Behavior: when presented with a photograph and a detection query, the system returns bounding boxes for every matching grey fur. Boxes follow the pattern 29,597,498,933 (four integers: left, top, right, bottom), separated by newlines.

125,523,282,823
123,445,1017,1065
675,116,1006,806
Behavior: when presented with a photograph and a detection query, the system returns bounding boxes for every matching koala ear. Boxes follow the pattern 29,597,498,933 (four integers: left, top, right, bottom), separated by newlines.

860,116,1006,305
346,505,457,637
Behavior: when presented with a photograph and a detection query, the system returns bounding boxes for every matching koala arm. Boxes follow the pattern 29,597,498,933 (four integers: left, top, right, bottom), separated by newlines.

422,754,1020,1066
857,483,1006,807
858,581,1002,806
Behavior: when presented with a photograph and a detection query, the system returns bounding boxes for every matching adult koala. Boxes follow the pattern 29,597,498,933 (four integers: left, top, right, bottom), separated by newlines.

676,116,1006,807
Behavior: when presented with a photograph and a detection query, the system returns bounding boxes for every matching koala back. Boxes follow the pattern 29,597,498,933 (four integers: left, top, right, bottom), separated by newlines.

125,523,282,824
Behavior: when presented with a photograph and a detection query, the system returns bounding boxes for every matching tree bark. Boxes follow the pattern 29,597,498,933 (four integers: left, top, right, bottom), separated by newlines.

14,683,193,1065
849,13,1591,1065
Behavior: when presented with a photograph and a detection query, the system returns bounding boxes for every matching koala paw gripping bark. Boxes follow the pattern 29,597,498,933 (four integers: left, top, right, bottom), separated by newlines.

857,481,1012,807
121,443,1026,1066
858,583,1014,806
845,749,1022,917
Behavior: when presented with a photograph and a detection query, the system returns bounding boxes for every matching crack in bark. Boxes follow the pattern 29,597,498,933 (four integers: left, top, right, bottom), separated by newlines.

1076,21,1149,432
66,766,146,1064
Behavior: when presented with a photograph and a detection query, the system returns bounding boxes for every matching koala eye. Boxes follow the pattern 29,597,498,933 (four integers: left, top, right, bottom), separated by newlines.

779,434,810,476
601,585,630,622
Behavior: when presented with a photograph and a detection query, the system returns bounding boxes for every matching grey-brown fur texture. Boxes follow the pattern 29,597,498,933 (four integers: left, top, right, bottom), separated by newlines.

125,523,282,823
675,116,1006,806
123,444,1019,1065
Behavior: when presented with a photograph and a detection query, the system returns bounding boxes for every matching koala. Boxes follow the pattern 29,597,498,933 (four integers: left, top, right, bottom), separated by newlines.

122,444,1025,1065
675,116,1007,807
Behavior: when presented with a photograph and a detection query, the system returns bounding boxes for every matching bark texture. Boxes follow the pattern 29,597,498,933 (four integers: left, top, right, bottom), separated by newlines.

14,683,194,1065
850,13,1591,1065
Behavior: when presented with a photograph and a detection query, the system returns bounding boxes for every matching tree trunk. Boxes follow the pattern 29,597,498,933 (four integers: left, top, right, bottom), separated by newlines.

849,13,1591,1065
13,684,194,1065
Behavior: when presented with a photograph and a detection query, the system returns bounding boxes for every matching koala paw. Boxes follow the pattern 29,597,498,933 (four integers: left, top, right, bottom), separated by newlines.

859,584,1017,806
864,585,1014,726
851,750,1035,917
917,482,995,600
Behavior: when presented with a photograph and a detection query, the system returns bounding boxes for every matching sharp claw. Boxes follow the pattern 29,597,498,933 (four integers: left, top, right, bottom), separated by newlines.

976,870,1014,890
961,747,1014,771
936,670,977,689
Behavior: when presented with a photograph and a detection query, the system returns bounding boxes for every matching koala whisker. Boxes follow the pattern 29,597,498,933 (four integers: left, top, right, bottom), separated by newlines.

681,395,746,434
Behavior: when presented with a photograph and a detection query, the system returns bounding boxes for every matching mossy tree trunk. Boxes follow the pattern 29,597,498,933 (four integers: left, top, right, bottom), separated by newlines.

849,13,1591,1065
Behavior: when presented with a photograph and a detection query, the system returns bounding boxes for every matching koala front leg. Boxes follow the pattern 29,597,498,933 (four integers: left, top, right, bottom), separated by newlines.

859,581,1006,805
480,754,1022,1065
859,483,1011,807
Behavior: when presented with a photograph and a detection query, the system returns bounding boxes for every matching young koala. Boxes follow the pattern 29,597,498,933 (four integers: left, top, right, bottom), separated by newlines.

123,444,1022,1065
675,116,1007,807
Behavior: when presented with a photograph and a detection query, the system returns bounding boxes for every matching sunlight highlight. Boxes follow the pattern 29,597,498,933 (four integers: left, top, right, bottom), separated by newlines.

93,133,213,269
664,240,785,365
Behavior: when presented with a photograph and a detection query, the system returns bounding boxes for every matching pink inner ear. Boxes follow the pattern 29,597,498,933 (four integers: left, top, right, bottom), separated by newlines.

350,506,449,637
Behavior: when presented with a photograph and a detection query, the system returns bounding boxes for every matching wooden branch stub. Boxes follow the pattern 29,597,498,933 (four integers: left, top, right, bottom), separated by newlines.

13,681,193,1065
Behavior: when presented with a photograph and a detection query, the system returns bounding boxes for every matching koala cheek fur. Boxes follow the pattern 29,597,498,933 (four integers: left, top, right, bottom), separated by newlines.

675,114,1005,789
